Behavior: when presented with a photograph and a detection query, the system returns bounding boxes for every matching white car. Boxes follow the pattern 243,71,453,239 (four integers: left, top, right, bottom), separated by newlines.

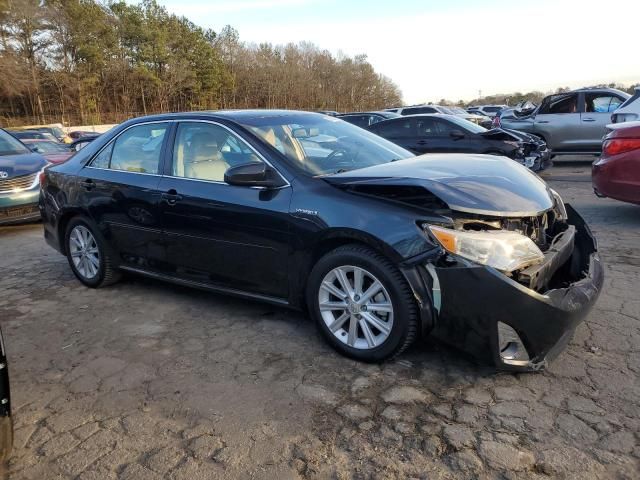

611,87,640,124
467,105,508,118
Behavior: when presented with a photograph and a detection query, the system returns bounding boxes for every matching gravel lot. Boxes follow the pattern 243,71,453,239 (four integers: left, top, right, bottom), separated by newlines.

0,163,638,479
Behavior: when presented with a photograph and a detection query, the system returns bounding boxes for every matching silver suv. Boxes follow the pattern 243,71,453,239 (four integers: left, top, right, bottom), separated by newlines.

496,88,630,155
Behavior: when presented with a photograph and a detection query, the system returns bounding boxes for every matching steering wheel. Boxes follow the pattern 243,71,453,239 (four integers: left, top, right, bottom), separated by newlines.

325,149,350,162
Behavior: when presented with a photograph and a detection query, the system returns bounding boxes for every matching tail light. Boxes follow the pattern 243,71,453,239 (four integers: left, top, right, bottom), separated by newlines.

39,170,47,187
603,138,640,157
492,116,501,128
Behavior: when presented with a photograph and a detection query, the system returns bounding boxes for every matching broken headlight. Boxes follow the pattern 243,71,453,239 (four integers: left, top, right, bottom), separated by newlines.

550,188,567,221
427,225,544,272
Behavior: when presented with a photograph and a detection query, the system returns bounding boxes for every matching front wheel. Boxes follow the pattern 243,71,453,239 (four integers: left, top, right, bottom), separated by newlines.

307,244,418,362
65,217,121,288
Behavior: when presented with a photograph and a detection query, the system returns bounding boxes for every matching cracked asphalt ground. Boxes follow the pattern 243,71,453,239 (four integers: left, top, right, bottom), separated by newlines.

0,162,639,479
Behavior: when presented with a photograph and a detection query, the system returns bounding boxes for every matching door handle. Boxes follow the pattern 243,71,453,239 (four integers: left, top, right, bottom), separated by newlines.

161,189,183,206
417,140,428,145
582,118,596,122
80,179,95,190
537,121,550,124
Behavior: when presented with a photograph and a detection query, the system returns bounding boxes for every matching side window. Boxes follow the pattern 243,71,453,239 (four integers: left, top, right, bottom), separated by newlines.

90,143,113,168
417,118,439,137
173,122,261,182
585,94,624,113
376,119,414,138
539,94,578,114
91,123,168,173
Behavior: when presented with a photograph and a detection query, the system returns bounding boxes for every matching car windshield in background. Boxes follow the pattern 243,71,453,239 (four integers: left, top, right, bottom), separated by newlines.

446,115,488,133
0,129,30,156
240,114,413,176
26,141,68,153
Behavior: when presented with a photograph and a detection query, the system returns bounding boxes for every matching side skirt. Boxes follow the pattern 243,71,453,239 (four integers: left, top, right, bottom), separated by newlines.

119,266,291,307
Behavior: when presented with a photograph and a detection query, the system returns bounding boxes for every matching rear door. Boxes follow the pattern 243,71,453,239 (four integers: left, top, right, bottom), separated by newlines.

533,93,582,150
157,120,292,299
79,122,169,267
580,92,626,148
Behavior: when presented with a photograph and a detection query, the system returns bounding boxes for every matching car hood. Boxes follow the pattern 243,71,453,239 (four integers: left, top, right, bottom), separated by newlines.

324,154,555,216
0,152,48,178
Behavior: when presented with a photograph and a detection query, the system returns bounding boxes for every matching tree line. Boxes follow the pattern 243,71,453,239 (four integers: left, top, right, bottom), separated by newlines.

0,0,403,126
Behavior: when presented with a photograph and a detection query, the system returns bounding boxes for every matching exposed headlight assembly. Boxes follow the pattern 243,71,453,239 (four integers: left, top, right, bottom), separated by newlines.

549,188,567,221
427,225,544,273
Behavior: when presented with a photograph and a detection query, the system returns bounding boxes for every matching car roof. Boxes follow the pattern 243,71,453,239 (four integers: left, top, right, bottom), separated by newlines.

125,109,326,124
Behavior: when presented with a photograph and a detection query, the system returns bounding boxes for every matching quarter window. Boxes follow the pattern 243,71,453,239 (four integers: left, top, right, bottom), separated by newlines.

90,123,168,174
172,122,261,182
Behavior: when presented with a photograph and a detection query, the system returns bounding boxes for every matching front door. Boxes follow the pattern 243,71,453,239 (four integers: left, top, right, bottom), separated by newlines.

79,122,170,268
158,121,292,299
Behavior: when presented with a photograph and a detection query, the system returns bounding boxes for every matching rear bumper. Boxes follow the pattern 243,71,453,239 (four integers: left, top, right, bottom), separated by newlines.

405,205,603,371
592,154,640,205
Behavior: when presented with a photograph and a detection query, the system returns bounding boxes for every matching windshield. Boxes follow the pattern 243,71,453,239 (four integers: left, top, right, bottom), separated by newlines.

446,115,488,134
240,114,413,175
0,129,30,156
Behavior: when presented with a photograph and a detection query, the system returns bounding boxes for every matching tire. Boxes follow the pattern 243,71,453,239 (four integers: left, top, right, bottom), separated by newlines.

64,216,121,288
307,244,418,362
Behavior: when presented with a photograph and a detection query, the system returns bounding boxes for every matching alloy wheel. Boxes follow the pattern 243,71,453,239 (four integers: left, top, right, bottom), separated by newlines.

318,265,394,350
68,225,100,279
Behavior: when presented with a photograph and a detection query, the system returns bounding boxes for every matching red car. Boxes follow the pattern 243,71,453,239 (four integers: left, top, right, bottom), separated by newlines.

592,121,640,205
21,139,74,165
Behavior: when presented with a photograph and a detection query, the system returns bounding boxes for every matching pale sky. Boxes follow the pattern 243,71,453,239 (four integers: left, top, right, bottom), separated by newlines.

158,0,640,104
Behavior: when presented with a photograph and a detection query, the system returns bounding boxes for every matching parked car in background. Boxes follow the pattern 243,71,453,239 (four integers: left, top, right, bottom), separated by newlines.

22,139,74,164
11,124,71,143
610,86,640,124
69,130,101,140
8,130,60,143
387,105,491,128
0,324,12,462
592,121,640,205
495,88,630,155
0,129,47,225
367,114,551,171
467,105,508,117
337,111,401,128
40,110,601,370
317,110,339,117
70,136,99,152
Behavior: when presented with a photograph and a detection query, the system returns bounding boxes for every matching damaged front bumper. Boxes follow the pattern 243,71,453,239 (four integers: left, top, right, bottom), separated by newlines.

404,204,603,371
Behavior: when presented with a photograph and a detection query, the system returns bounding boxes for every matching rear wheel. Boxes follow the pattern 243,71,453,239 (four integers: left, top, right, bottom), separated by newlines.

65,217,121,288
307,244,418,362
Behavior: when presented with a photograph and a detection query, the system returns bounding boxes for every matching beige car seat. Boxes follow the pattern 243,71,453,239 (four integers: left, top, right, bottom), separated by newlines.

184,132,229,181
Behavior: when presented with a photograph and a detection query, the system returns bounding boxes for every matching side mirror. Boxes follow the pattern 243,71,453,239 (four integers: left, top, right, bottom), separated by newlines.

224,162,286,189
450,130,465,139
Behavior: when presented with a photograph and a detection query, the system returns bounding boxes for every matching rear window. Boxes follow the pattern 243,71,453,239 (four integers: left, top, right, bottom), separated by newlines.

401,107,437,115
484,106,502,113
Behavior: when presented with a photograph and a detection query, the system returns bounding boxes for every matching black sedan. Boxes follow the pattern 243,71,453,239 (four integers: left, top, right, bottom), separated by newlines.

367,114,552,171
39,111,602,370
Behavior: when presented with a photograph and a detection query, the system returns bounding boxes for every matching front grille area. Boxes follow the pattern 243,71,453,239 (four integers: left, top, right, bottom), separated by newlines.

0,173,38,192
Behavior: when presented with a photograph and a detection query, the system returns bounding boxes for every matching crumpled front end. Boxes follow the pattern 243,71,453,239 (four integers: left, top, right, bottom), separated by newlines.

412,204,603,371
